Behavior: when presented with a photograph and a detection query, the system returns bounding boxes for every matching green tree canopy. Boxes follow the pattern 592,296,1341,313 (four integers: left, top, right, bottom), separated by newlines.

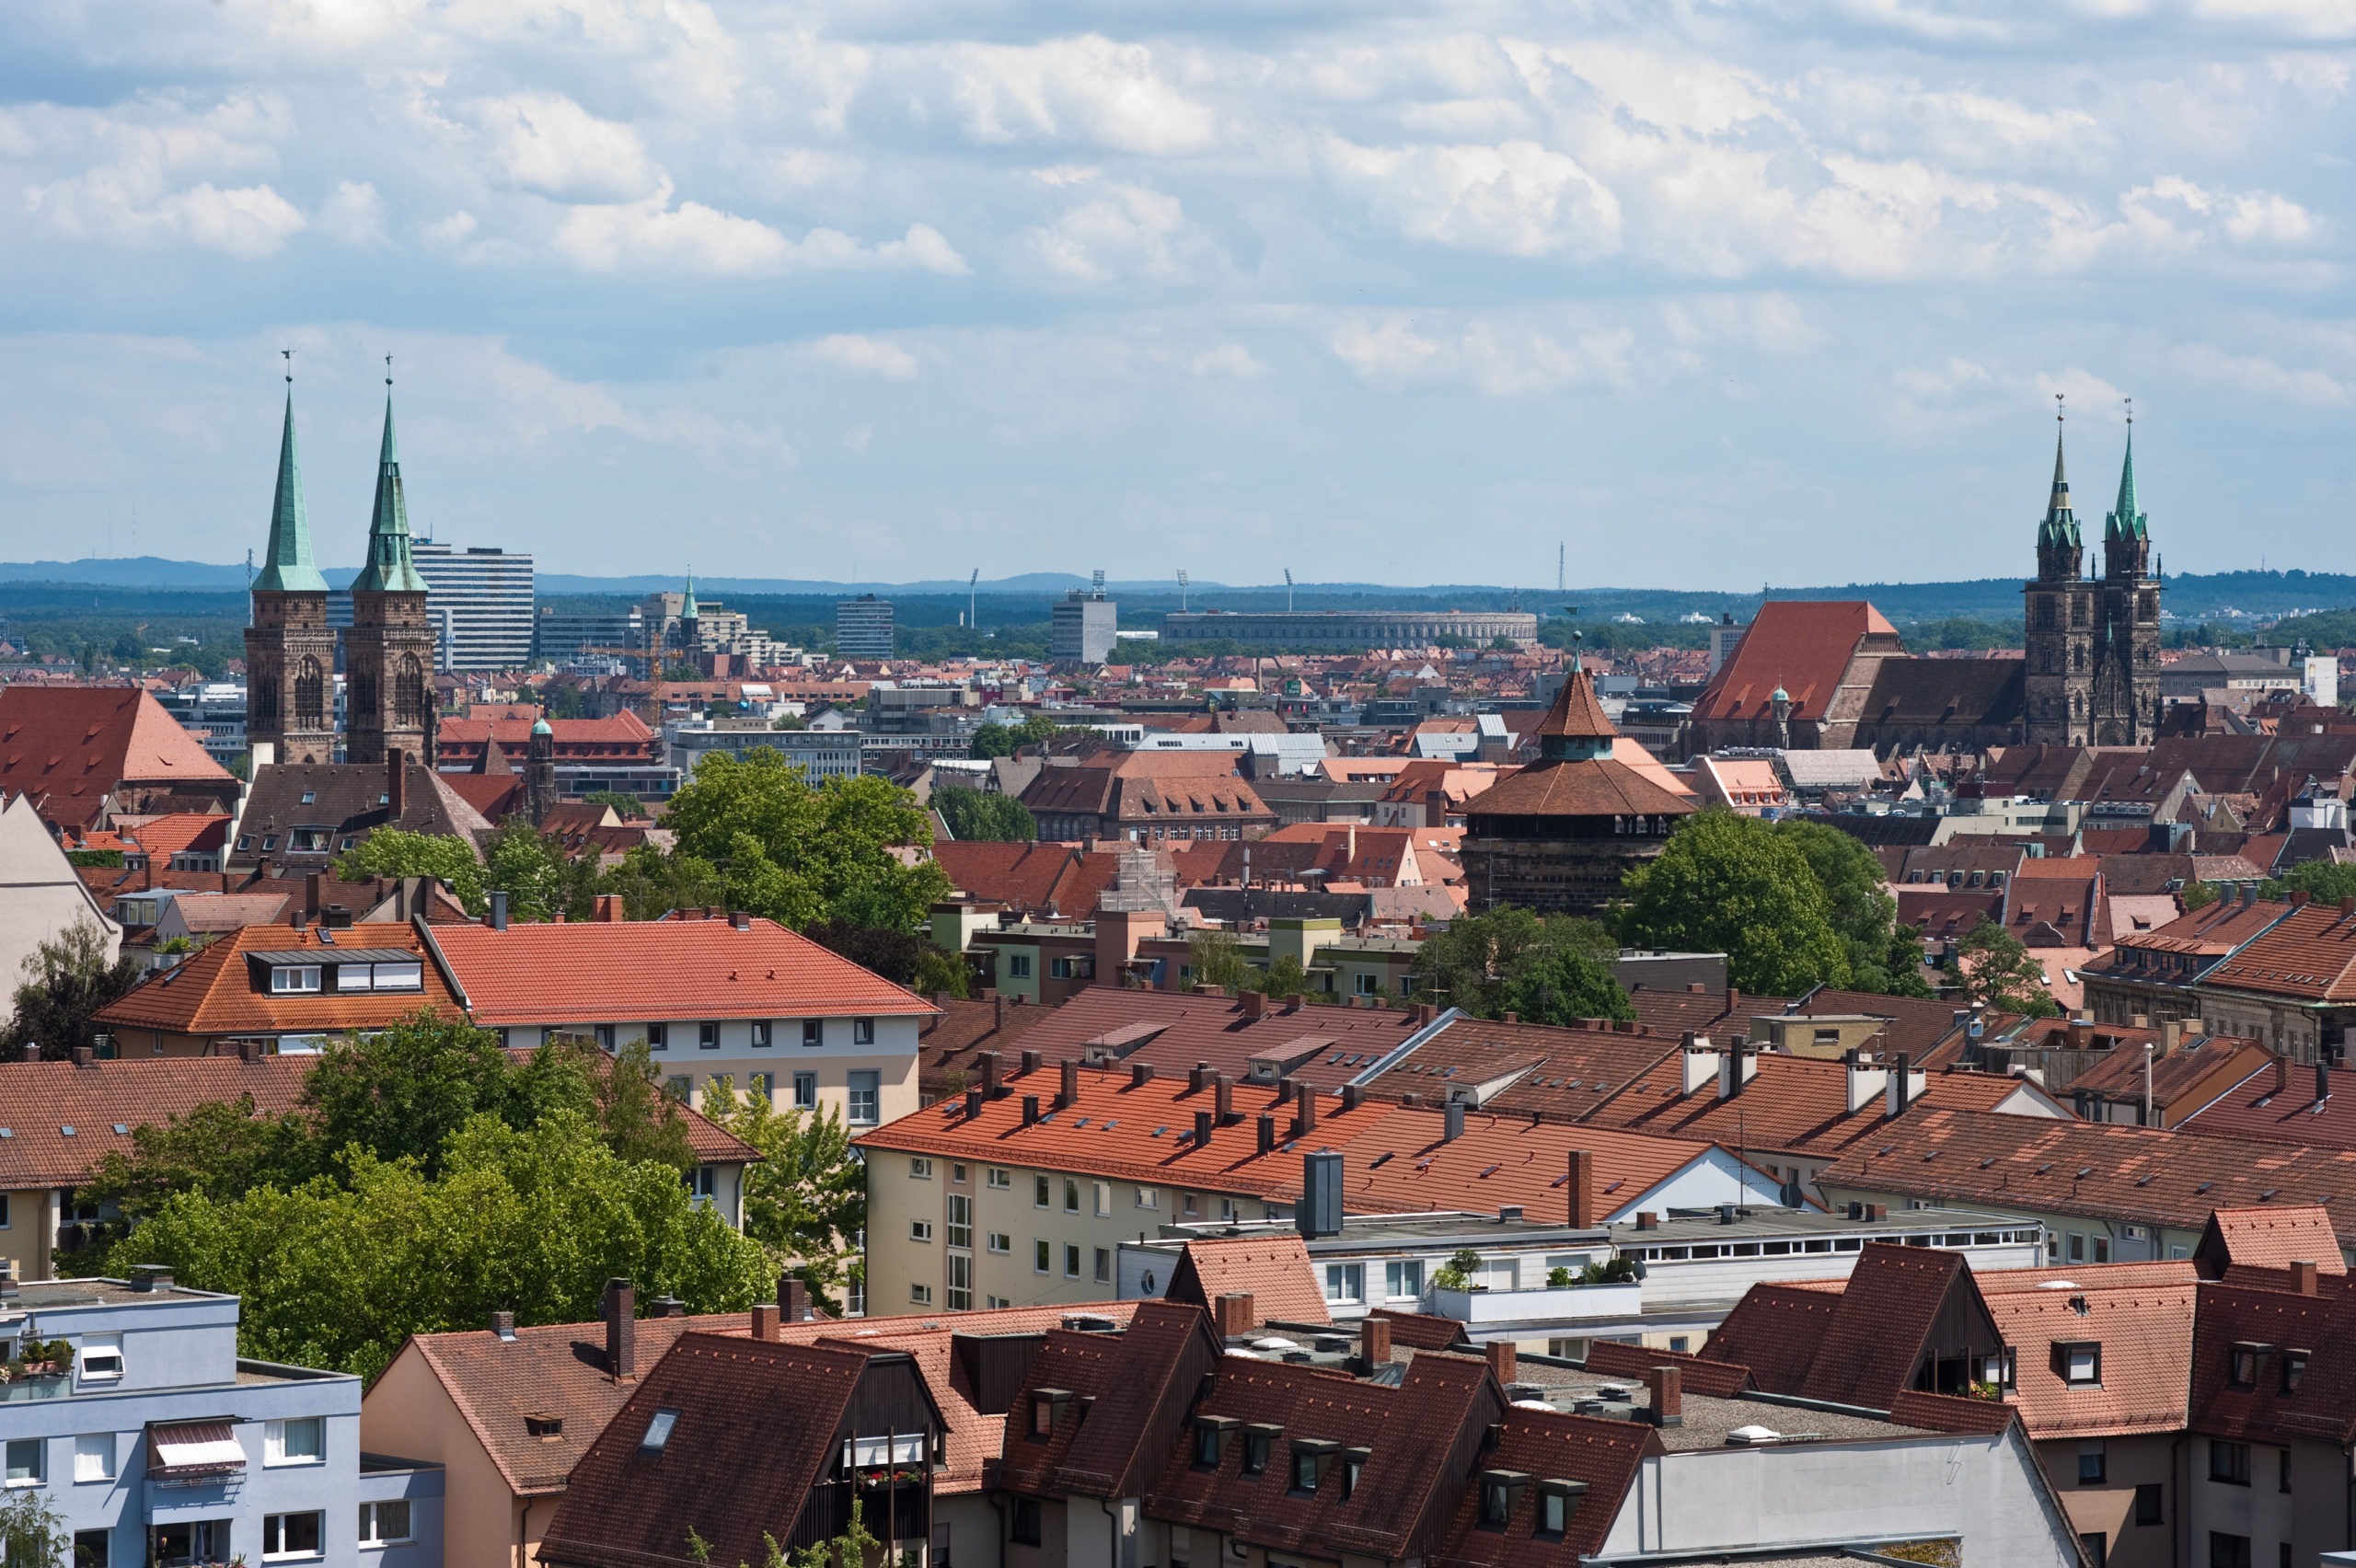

932,785,1038,842
337,828,486,911
481,817,598,924
1617,812,1855,996
1943,918,2061,1019
660,751,951,931
2265,859,2356,904
1409,906,1634,1024
582,790,647,821
1775,819,1933,997
5,917,141,1059
697,1079,866,1315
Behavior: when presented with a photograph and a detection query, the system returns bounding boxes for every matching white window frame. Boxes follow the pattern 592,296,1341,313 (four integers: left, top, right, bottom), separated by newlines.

1385,1259,1423,1300
847,1070,880,1126
1325,1262,1365,1304
1136,1186,1160,1210
358,1499,414,1546
264,1416,325,1468
987,1167,1011,1190
987,1232,1011,1254
1,1439,39,1487
1092,1181,1112,1217
792,1071,817,1110
1034,1239,1052,1274
910,1158,933,1180
270,966,322,995
910,1219,933,1242
76,1335,123,1383
909,1283,933,1305
261,1511,326,1562
72,1433,114,1483
750,1020,772,1048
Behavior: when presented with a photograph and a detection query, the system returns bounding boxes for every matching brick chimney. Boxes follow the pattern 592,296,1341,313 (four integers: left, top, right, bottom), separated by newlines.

1646,1364,1683,1427
1057,1057,1080,1109
1195,1109,1215,1147
594,894,625,922
1131,1062,1155,1089
782,1276,812,1321
1566,1149,1599,1228
1484,1341,1518,1383
1215,1074,1235,1124
1214,1293,1256,1338
1022,1095,1040,1126
1362,1316,1392,1365
752,1303,780,1341
979,1050,1002,1100
2292,1260,2320,1297
1239,989,1266,1019
1257,1114,1276,1155
1295,1090,1317,1138
1020,1048,1043,1077
604,1278,636,1380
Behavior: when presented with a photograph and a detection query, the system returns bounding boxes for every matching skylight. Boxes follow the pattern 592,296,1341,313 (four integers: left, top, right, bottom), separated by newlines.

641,1409,680,1453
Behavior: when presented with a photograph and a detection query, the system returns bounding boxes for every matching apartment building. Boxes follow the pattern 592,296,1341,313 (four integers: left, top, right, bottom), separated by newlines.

854,1055,1803,1318
0,1266,439,1568
836,595,894,659
409,542,536,671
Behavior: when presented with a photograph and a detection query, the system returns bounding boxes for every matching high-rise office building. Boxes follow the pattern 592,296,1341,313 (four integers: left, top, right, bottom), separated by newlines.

1051,582,1118,665
409,541,536,671
836,594,895,660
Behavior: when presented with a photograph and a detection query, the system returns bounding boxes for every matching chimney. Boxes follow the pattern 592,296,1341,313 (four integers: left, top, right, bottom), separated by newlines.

2162,1020,2182,1053
1020,1048,1043,1076
963,1089,983,1120
1131,1062,1155,1089
1022,1095,1040,1126
1845,1053,1889,1114
306,870,326,917
1275,1077,1296,1105
489,890,509,931
1634,1211,1658,1231
1295,1090,1317,1137
1566,1149,1599,1228
1214,1293,1256,1338
594,894,625,922
782,1276,812,1321
1188,1063,1209,1093
1716,1041,1751,1101
979,1051,1002,1100
731,910,751,931
129,1264,173,1293
2275,1055,2291,1094
19,1043,36,1065
2318,1060,2332,1105
1885,1053,1913,1118
489,1309,516,1340
1257,1113,1276,1155
1057,1057,1080,1109
1362,1316,1392,1365
1341,1083,1365,1112
648,1296,685,1319
1194,1109,1214,1147
70,1046,93,1068
604,1278,636,1380
1215,1074,1235,1124
752,1303,781,1341
1680,1035,1721,1094
2291,1260,2320,1297
1646,1364,1683,1427
993,993,1006,1031
1485,1341,1518,1383
387,749,407,820
1443,1101,1466,1141
1240,989,1266,1020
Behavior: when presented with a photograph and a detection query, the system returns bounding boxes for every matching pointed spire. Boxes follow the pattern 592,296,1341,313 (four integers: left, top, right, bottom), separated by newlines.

2038,393,2079,551
682,574,699,619
252,362,327,595
2106,398,2146,543
351,364,428,595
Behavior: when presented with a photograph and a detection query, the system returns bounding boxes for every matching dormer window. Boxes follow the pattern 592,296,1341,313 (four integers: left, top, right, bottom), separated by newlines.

2229,1343,2270,1390
1242,1423,1280,1477
1029,1389,1072,1439
1289,1438,1338,1494
1479,1470,1530,1528
270,965,322,996
2056,1342,2100,1386
2284,1349,2310,1392
1537,1478,1588,1537
1192,1416,1238,1469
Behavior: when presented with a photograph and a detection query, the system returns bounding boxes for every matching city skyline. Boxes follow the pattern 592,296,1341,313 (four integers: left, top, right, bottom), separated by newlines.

1,2,2350,588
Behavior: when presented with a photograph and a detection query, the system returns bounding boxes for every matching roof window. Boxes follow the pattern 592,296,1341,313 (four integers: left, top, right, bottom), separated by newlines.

2056,1341,2101,1386
640,1408,679,1454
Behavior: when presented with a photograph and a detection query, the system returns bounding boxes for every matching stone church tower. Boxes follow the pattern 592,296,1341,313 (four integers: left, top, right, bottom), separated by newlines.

243,381,338,765
344,389,437,767
2024,406,2158,746
2089,422,2163,744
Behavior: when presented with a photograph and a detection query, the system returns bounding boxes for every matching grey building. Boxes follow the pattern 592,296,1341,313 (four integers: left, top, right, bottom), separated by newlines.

409,543,536,671
535,605,644,666
835,595,894,660
1051,585,1118,665
0,1268,441,1568
666,721,865,781
1161,607,1537,651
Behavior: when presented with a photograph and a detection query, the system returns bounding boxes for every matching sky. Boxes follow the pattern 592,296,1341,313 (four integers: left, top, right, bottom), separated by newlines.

0,0,2350,591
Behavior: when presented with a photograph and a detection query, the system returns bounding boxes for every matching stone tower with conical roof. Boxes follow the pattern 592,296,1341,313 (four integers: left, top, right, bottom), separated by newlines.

2088,419,2162,745
344,388,438,767
244,382,339,765
2023,407,2100,745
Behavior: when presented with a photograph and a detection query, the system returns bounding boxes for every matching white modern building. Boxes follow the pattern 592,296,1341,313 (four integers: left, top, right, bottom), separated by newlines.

836,595,894,660
410,543,536,671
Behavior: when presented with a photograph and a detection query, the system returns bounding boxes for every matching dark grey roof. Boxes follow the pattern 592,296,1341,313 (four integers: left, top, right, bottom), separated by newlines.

242,948,421,966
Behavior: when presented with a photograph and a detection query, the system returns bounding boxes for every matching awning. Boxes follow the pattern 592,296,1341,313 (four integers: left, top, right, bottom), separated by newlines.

148,1421,246,1479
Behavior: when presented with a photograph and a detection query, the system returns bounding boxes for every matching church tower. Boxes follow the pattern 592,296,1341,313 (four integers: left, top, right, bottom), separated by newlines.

344,375,437,767
2022,400,2096,745
2089,409,2162,744
243,365,338,765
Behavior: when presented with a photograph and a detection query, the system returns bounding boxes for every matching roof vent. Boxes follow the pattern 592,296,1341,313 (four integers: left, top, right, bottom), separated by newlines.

1726,1424,1783,1446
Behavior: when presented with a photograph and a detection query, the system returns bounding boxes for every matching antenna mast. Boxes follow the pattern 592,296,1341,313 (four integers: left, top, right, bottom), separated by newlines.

967,568,978,631
1176,569,1189,613
1558,542,1565,594
1284,569,1294,613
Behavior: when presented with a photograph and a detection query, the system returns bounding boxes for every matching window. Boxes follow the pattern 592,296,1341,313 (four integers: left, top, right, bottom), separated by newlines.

987,1167,1011,1189
645,1023,667,1050
1011,1498,1043,1547
1137,1186,1159,1209
2284,1350,2310,1392
1008,955,1034,980
687,1167,717,1202
2079,1442,2106,1484
948,1252,972,1309
72,1435,113,1483
3,1439,40,1486
2081,1534,2109,1568
1386,1260,1423,1300
358,1500,413,1546
1194,1424,1223,1468
910,1219,934,1242
792,1072,817,1110
987,1232,1011,1254
2133,1482,2163,1526
1242,1431,1271,1476
987,1296,1011,1309
76,1336,122,1381
1065,1244,1081,1278
1034,1239,1051,1274
911,1158,934,1180
1064,1179,1080,1213
952,1163,967,1183
1325,1263,1364,1304
910,1282,933,1305
2059,1342,2101,1386
1480,1477,1514,1527
261,1513,324,1560
847,1070,879,1125
947,1194,972,1250
1035,1175,1052,1208
698,1021,720,1050
853,1018,875,1044
2210,1440,2252,1486
1293,1451,1320,1492
1538,1483,1583,1536
751,1020,772,1048
2093,1237,2111,1263
1094,1247,1112,1284
266,1417,323,1466
2229,1343,2264,1389
73,1528,108,1568
2208,1534,2251,1568
803,1020,823,1048
270,965,322,995
2068,1233,2085,1262
1092,1182,1111,1217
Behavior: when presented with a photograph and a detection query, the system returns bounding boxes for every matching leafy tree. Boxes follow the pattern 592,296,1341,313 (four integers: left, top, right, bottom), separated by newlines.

599,841,727,921
337,829,486,911
969,722,1016,760
0,1487,67,1567
2265,859,2356,904
1618,812,1854,996
911,946,971,999
304,1012,534,1176
1408,906,1633,1023
581,1038,699,1172
771,712,810,731
1776,820,1931,997
65,847,125,868
1187,928,1255,992
1243,953,1311,998
481,818,585,924
105,1110,769,1380
803,920,928,986
82,1097,320,1227
1432,1247,1483,1291
583,790,647,821
932,785,1038,843
2181,881,2220,911
4,917,141,1059
1943,919,2060,1019
698,1079,866,1316
660,752,951,932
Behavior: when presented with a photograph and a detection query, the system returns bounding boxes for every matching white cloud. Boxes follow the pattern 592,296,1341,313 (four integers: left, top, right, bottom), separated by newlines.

1330,310,1634,396
473,91,661,202
1188,343,1265,376
553,182,967,276
943,35,1218,155
1024,181,1210,282
15,92,307,258
317,179,385,246
1326,137,1622,259
809,334,920,378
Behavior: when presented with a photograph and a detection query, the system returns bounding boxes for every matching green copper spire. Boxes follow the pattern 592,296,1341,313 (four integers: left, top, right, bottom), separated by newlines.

253,382,328,594
2037,398,2079,551
2106,411,2147,543
682,575,699,618
350,386,428,594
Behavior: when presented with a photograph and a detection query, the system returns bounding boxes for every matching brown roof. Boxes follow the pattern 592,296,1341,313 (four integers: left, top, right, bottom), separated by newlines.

2189,1274,2356,1447
234,758,493,868
1533,666,1615,741
930,841,1125,917
1976,1262,2199,1437
1859,656,2025,732
95,920,467,1041
1372,1015,1678,1119
1691,601,1896,726
1700,1282,1844,1392
2192,1204,2348,1282
1428,1407,1660,1567
957,986,1429,1092
2201,900,2356,1001
995,1301,1221,1501
1703,1244,1996,1413
1460,755,1697,822
919,996,1061,1099
1163,1235,1332,1328
1363,1308,1474,1352
0,685,232,823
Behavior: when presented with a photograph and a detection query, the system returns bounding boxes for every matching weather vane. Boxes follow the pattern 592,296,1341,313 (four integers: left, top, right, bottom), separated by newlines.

2055,391,2064,425
386,352,394,389
282,347,294,385
2124,396,2132,428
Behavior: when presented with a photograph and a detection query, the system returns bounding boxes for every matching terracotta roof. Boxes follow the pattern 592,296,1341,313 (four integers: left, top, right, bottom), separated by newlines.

957,986,1429,1093
0,685,232,820
1700,1283,1844,1392
2178,1063,2356,1154
1976,1262,2200,1437
930,841,1123,917
1533,667,1615,741
1804,1243,1993,1410
1884,1388,2020,1436
1428,1406,1660,1567
1371,1016,1680,1120
428,912,936,1026
1579,1339,1753,1398
919,996,1061,1097
995,1301,1221,1501
1816,1106,2356,1244
234,759,493,867
1692,601,1897,725
1624,986,1792,1040
1362,1309,1472,1352
2201,900,2356,1001
1459,756,1697,822
2192,1205,2347,1281
1163,1235,1332,1328
2188,1274,2356,1447
1859,656,2025,732
121,813,231,859
95,920,467,1040
162,893,298,932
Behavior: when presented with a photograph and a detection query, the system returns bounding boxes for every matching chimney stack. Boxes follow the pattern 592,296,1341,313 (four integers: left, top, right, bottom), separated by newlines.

1484,1341,1518,1383
1885,1053,1914,1118
1295,1089,1317,1137
1057,1057,1080,1109
1443,1101,1466,1141
1566,1149,1599,1228
963,1089,983,1120
2318,1059,2332,1105
1646,1365,1683,1427
604,1278,636,1380
2292,1260,2320,1297
1342,1083,1365,1112
1214,1293,1256,1338
1195,1109,1215,1147
1188,1063,1209,1093
2275,1054,2291,1095
751,1303,780,1342
979,1051,1002,1100
1256,1114,1276,1154
1020,1048,1043,1076
1362,1316,1392,1365
1022,1094,1040,1126
1131,1062,1155,1089
1239,990,1266,1019
1215,1074,1235,1124
782,1276,812,1321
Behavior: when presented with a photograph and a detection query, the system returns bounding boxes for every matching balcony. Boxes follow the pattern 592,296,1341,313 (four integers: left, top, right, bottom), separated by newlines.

0,1374,70,1404
1429,1282,1645,1327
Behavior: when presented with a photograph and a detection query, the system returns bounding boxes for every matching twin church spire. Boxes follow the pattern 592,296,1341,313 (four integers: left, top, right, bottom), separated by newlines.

2022,394,2162,748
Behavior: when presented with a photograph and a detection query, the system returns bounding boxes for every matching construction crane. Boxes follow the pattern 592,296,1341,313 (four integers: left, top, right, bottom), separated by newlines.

967,569,978,630
1284,569,1294,613
1176,570,1189,612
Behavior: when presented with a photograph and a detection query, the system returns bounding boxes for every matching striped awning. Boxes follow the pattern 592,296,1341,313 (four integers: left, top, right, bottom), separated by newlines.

148,1421,245,1478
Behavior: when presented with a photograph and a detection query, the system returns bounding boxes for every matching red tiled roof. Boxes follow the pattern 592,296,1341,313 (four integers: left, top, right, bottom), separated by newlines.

1691,601,1896,725
2189,1275,2356,1447
961,986,1428,1092
1579,1339,1752,1397
1459,756,1697,821
94,921,467,1040
1363,1309,1472,1352
1533,667,1615,741
1429,1407,1660,1567
1805,1243,1992,1410
428,913,936,1026
1975,1262,2199,1437
1701,1283,1843,1392
2201,901,2356,1001
1163,1235,1332,1328
121,813,231,859
930,840,1123,917
0,685,231,817
1372,1016,1680,1121
996,1301,1221,1501
2193,1205,2348,1280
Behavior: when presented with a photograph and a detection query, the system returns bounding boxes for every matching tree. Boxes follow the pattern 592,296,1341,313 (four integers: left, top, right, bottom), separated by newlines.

911,946,971,999
1187,928,1255,992
338,829,486,911
2267,859,2356,904
583,790,647,821
1432,1248,1483,1291
969,722,1016,760
82,1096,320,1228
697,1079,866,1316
771,712,810,731
1944,919,2060,1019
303,1012,534,1176
1408,906,1633,1024
1244,953,1311,998
3,917,141,1059
932,785,1037,843
2181,881,2220,911
105,1110,769,1381
599,841,727,921
803,920,928,986
1776,820,1931,997
0,1488,67,1568
481,818,586,924
660,751,951,932
65,847,125,868
1617,812,1854,996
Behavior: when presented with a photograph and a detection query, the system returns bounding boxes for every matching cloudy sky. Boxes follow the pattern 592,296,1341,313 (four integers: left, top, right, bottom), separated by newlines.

0,0,2350,589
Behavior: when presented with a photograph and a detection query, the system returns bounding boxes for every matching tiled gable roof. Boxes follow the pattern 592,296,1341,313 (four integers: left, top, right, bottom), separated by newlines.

997,1302,1221,1500
1691,601,1895,725
1429,1407,1660,1567
1702,1281,1845,1393
1362,1309,1472,1352
1163,1235,1332,1328
1533,667,1615,741
94,919,467,1039
1976,1262,2199,1437
1804,1243,1991,1409
2201,900,2356,1001
2188,1275,2356,1447
1459,756,1697,821
1579,1339,1753,1397
0,686,231,816
951,986,1427,1092
2192,1205,2347,1280
930,840,1122,916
